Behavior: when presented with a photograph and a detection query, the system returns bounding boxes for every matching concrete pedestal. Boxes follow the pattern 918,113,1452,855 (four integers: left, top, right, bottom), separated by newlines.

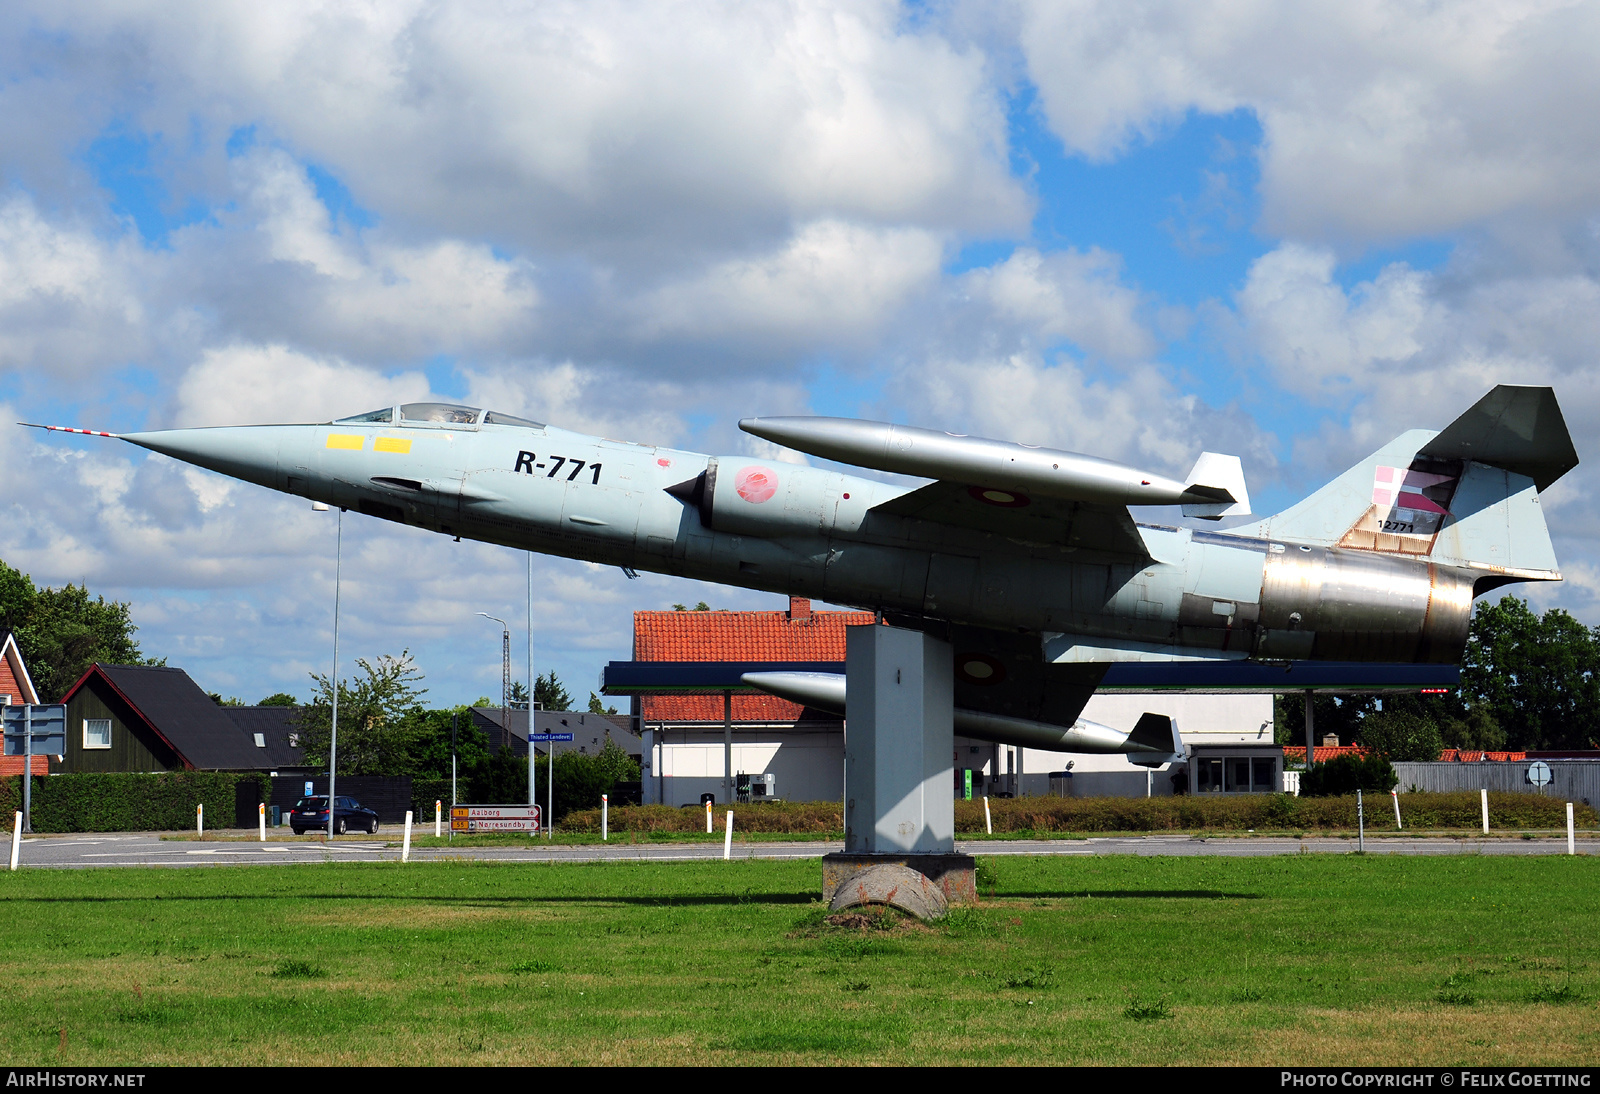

827,624,974,911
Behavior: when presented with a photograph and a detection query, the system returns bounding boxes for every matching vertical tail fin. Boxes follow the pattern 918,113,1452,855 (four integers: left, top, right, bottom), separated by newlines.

1235,386,1576,582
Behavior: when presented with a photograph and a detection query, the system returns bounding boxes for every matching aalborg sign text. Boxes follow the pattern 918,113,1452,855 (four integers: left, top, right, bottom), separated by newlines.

451,805,541,833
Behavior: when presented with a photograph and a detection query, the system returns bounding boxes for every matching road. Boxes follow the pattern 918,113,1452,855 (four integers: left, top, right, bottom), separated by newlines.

7,832,1595,868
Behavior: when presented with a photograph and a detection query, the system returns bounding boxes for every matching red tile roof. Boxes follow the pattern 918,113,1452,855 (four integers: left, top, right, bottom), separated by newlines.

1284,746,1529,764
636,598,871,723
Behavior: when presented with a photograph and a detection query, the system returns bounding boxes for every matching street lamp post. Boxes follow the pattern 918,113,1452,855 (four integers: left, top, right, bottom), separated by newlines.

316,502,342,843
477,613,511,755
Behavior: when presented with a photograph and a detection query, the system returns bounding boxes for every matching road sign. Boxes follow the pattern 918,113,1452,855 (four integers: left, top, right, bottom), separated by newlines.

529,733,574,742
1527,760,1553,787
2,705,65,756
451,804,541,832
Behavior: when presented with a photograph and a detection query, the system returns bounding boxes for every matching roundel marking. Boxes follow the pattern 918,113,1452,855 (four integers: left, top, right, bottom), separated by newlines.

956,654,1006,686
657,457,672,468
734,465,778,504
967,485,1030,508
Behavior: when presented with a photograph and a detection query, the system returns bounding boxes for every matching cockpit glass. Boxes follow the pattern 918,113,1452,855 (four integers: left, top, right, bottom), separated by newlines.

335,407,395,424
483,411,546,429
400,402,482,425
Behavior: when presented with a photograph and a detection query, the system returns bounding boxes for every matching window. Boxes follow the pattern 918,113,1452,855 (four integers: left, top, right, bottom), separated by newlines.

83,719,111,750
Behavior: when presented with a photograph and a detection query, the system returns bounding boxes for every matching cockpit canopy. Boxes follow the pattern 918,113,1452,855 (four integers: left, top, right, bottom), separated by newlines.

334,403,545,429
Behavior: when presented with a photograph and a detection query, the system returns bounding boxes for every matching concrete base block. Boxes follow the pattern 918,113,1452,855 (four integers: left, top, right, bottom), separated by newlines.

822,852,977,906
828,863,948,921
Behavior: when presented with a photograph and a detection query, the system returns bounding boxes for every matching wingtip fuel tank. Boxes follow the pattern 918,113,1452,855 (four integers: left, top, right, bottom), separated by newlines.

739,415,1247,513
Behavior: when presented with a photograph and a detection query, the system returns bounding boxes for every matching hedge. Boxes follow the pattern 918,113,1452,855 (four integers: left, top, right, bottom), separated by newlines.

0,772,269,833
562,792,1596,835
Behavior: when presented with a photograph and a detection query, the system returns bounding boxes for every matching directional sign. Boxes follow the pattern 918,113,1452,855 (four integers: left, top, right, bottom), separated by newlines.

451,804,541,833
2,705,66,756
529,733,574,742
1527,760,1553,787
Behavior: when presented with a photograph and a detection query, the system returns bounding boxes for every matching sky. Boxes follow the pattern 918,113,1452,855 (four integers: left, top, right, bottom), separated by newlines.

3,0,1600,706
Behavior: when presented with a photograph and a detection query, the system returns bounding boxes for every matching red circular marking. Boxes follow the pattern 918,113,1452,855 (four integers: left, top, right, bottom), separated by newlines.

956,654,1006,685
657,458,672,468
967,485,1030,508
842,492,850,500
734,465,778,504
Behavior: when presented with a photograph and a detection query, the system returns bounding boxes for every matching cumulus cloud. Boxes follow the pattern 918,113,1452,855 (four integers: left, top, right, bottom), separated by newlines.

12,0,1027,259
171,344,431,427
0,195,147,376
1012,0,1600,244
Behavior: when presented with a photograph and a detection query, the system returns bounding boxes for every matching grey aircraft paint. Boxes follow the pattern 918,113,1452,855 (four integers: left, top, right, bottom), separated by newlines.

29,385,1577,760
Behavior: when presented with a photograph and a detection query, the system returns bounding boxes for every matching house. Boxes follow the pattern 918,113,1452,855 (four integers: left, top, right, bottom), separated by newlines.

0,631,45,778
471,707,641,763
619,596,1277,805
59,663,306,773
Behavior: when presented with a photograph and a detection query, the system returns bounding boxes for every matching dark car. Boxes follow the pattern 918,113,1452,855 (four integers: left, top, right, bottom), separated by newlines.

289,795,380,835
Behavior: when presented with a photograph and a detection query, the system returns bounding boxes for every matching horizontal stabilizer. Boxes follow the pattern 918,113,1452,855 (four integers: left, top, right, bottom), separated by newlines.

1182,452,1250,520
1418,385,1577,491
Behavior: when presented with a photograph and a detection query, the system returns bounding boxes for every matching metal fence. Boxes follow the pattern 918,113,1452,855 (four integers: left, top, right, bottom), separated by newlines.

1391,761,1600,805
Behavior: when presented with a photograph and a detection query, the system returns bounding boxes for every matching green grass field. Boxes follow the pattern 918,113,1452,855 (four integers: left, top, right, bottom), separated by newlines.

1,855,1594,1065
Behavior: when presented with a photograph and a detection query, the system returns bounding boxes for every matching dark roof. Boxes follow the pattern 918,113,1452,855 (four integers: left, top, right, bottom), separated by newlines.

68,664,268,770
472,708,640,757
224,706,309,770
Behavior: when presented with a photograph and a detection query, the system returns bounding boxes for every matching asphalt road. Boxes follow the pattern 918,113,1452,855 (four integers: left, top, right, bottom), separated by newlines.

7,832,1596,868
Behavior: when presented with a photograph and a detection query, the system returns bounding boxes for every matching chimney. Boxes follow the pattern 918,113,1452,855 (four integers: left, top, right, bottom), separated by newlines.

1321,733,1340,747
788,596,811,623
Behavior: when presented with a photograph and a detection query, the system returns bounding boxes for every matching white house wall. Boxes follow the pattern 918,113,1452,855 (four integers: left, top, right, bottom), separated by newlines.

643,694,1272,804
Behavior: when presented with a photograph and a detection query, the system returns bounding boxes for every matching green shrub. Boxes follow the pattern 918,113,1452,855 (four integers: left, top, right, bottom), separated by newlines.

0,772,267,832
1300,753,1397,797
555,791,1592,835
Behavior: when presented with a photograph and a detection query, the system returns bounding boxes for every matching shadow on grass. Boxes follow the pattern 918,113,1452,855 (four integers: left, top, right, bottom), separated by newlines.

1002,889,1261,900
0,892,821,907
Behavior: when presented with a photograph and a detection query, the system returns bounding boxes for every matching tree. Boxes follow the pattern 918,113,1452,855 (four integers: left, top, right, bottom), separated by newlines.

588,692,618,715
1354,709,1443,762
509,680,529,707
208,693,244,707
296,652,430,775
0,560,156,701
257,692,299,707
534,671,572,712
1461,597,1600,750
1273,694,1377,748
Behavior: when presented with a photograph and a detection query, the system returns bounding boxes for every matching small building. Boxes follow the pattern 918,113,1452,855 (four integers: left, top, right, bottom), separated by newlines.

633,598,871,807
59,663,304,773
472,707,641,764
0,631,46,778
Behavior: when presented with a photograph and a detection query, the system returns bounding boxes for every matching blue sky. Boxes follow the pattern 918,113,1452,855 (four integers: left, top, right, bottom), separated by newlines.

1,2,1595,706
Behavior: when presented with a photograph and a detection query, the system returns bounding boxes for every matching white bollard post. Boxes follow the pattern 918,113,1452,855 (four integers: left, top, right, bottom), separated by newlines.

1357,789,1365,853
435,800,442,839
983,795,992,835
723,810,733,860
602,794,609,842
1391,789,1402,830
705,800,712,834
402,810,413,863
1481,788,1489,835
197,803,204,840
1568,802,1576,856
9,811,20,871
259,802,266,842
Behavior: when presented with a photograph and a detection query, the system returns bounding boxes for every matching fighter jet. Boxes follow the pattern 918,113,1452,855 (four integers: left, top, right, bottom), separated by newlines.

27,385,1576,765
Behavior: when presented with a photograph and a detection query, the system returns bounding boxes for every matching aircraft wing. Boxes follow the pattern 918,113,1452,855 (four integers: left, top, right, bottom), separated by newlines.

870,481,1149,557
910,621,1110,728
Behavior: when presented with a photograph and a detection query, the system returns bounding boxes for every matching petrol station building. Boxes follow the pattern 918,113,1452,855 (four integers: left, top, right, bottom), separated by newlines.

602,597,1458,807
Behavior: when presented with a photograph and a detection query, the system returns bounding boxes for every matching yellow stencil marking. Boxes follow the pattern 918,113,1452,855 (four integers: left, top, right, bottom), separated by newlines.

325,434,364,450
374,437,412,454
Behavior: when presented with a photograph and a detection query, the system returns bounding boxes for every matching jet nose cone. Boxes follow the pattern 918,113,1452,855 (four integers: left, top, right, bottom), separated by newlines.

121,426,286,490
